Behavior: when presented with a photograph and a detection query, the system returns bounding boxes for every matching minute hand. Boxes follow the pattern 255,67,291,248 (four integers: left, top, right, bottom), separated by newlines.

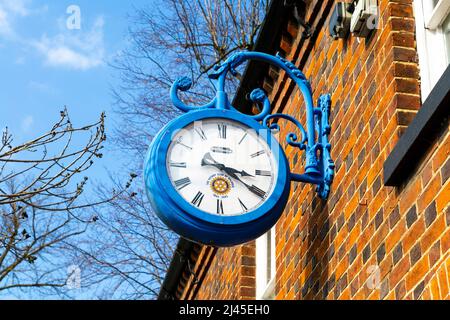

201,153,253,177
221,167,266,199
201,153,266,199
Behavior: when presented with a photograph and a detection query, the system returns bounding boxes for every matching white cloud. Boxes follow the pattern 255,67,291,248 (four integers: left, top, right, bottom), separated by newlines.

21,115,33,132
0,0,30,36
1,0,30,16
33,16,105,70
0,7,11,35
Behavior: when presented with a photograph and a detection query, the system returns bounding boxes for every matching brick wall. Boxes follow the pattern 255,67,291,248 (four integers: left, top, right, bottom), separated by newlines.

176,0,450,300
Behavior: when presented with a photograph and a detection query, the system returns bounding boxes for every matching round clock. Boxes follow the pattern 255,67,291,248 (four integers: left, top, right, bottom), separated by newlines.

144,109,291,246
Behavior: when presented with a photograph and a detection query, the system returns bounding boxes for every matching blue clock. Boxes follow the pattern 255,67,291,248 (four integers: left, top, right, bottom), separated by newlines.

144,52,335,247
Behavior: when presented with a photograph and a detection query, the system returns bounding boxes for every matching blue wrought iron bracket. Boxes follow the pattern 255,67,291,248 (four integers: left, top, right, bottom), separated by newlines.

170,51,335,199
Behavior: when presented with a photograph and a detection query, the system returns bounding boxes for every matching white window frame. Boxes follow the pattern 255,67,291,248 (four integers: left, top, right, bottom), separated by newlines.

413,0,450,100
255,226,276,300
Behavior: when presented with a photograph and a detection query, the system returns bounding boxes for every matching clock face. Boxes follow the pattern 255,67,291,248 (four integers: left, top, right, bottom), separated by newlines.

166,118,279,216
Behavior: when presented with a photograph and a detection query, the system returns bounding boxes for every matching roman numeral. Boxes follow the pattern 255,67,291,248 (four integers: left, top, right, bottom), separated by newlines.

191,191,204,207
239,132,248,145
238,198,248,212
218,123,227,139
174,177,191,190
251,150,266,158
249,185,266,199
216,199,224,215
176,141,192,150
195,128,207,140
255,170,272,177
170,162,187,168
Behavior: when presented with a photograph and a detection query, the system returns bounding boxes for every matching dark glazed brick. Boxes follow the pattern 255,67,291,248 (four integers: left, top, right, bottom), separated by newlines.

348,213,356,232
322,283,329,299
377,243,386,264
406,205,418,228
320,221,330,241
343,69,349,84
368,82,377,102
350,279,359,297
372,175,381,195
347,182,355,198
393,243,403,265
339,273,348,292
358,147,366,169
355,88,363,106
349,244,357,265
363,244,371,263
424,201,437,227
338,243,346,261
410,243,421,265
413,281,425,300
389,206,400,229
361,210,369,228
359,178,367,198
441,157,450,183
328,244,335,261
346,151,353,172
369,114,377,132
328,274,336,291
429,240,440,267
372,143,380,160
311,255,317,270
311,225,318,241
446,206,450,227
330,225,337,241
337,214,345,231
375,209,383,230
294,253,300,267
354,61,362,79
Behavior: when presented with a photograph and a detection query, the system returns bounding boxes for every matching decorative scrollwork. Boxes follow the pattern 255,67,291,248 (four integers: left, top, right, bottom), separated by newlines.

170,76,216,113
275,53,313,93
263,114,307,150
316,94,335,199
248,88,271,122
208,52,246,80
275,53,307,81
169,51,335,199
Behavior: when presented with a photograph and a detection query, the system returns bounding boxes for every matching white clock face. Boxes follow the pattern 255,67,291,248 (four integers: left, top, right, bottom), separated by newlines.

166,118,279,216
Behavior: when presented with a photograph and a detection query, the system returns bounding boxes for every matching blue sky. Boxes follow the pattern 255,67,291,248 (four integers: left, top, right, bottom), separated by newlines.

1,0,151,179
0,0,160,299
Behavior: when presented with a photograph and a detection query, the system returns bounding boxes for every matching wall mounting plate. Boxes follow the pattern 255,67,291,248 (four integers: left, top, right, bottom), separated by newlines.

350,0,379,38
329,2,352,40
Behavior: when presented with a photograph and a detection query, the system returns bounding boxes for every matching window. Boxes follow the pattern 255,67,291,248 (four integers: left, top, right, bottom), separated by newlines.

255,226,276,300
385,1,450,185
413,0,450,99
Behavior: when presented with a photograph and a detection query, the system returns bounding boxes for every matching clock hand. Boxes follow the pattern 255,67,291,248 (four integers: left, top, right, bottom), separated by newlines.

201,153,254,177
201,152,225,171
201,153,264,198
221,168,266,199
222,166,254,177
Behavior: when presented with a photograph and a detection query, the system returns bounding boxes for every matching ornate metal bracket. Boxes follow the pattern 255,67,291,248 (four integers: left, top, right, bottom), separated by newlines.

170,51,335,199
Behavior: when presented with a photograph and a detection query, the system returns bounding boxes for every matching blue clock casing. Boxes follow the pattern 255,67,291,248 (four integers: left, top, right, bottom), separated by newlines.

144,51,335,247
144,108,291,246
